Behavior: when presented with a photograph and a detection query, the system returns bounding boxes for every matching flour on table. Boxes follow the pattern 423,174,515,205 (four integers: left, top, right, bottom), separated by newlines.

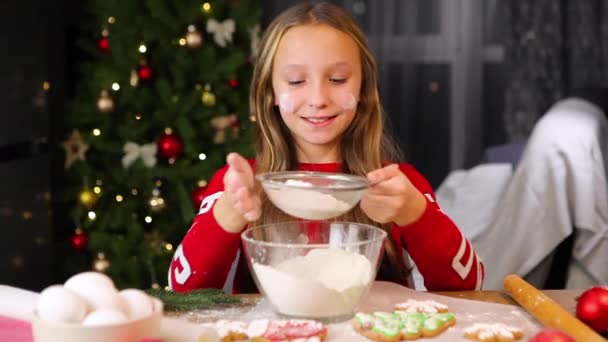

253,248,372,318
265,180,352,220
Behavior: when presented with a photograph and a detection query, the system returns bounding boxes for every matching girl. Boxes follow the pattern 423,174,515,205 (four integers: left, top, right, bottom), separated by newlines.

169,2,484,293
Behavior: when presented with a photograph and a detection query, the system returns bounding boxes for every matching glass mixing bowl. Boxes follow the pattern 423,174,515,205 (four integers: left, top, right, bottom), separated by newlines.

241,221,386,323
256,171,370,220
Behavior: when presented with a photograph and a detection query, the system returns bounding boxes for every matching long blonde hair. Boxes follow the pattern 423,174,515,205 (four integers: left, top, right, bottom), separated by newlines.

249,2,408,282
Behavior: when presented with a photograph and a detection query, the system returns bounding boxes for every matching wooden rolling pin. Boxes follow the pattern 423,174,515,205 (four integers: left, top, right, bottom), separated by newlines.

503,274,605,342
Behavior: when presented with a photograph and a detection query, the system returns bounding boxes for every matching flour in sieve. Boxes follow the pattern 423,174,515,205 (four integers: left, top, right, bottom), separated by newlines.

266,180,352,220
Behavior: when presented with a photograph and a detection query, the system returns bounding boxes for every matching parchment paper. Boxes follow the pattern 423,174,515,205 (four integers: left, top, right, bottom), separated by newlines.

163,281,542,341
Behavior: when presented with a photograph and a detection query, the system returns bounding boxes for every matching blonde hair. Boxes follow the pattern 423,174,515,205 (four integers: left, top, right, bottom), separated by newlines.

249,2,408,282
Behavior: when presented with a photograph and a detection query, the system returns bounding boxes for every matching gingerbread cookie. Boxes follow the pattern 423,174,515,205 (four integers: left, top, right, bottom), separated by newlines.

352,311,456,341
211,319,327,342
463,323,524,341
394,299,449,313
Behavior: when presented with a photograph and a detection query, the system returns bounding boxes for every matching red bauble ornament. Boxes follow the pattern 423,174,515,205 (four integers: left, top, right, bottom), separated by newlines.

228,79,239,88
530,329,574,342
137,64,153,81
98,37,110,53
157,131,183,159
191,185,208,209
71,229,88,250
576,286,608,334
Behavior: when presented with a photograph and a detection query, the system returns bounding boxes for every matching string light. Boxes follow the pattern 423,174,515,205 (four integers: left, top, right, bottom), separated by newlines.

108,16,116,24
144,216,152,223
42,81,50,90
178,38,186,46
131,188,139,195
135,113,142,120
87,211,97,220
138,44,147,53
111,82,120,91
93,186,102,194
201,2,212,13
92,128,101,136
165,243,173,251
198,153,207,160
115,195,123,202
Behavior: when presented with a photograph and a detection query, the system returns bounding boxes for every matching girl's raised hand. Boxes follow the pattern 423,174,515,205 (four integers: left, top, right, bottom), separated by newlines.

360,164,427,226
214,153,261,232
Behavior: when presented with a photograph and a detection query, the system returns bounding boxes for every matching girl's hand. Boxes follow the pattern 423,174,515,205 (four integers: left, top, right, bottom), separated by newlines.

214,153,261,232
360,164,427,226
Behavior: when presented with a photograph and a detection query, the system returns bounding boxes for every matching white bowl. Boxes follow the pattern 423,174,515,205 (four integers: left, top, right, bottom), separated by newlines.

256,171,370,220
32,298,163,342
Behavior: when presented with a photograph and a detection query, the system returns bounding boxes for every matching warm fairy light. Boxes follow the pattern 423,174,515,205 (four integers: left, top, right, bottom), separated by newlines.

88,211,96,220
22,211,33,220
144,216,152,223
138,44,147,53
178,38,186,46
135,113,142,120
93,186,102,194
198,153,207,160
92,128,101,136
42,81,50,90
201,2,212,13
111,82,120,91
165,243,173,251
115,195,124,202
131,188,139,195
198,179,208,187
108,16,116,24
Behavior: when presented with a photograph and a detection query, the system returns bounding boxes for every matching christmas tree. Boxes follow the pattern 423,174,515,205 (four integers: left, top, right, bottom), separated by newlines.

60,0,261,289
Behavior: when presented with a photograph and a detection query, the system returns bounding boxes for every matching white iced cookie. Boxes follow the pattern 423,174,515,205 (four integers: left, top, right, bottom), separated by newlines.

394,299,449,313
36,285,88,323
463,323,524,341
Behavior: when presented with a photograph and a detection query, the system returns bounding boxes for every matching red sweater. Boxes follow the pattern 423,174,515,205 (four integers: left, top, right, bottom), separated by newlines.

169,161,484,292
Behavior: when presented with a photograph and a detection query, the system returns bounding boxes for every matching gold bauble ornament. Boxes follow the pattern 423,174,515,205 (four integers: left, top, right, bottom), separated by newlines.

93,252,110,272
79,189,97,208
96,90,115,113
201,84,216,107
185,25,203,49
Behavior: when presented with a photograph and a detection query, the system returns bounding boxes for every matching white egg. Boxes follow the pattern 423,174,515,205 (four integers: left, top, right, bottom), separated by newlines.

82,308,128,326
64,271,115,290
65,274,125,313
36,285,87,323
119,289,154,320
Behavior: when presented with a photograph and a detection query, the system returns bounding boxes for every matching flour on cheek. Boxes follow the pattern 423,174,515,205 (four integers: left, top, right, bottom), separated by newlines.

334,92,358,111
278,93,297,114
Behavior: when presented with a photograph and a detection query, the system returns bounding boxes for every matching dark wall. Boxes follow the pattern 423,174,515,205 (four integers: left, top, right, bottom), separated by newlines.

0,0,65,291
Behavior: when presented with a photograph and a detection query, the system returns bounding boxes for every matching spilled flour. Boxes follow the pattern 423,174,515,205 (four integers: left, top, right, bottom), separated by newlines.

253,248,372,318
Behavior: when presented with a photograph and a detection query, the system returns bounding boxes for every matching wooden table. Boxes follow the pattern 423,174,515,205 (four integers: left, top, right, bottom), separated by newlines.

434,289,583,314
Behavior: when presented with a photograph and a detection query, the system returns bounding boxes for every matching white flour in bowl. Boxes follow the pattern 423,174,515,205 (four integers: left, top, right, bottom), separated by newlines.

252,248,372,318
265,181,353,220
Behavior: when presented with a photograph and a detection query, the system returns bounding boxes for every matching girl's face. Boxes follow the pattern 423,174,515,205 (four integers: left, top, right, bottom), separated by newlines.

272,24,362,162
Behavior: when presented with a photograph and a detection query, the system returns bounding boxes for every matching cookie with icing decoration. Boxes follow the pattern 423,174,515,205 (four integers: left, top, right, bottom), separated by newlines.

394,299,449,313
463,323,524,341
352,311,455,341
211,319,327,342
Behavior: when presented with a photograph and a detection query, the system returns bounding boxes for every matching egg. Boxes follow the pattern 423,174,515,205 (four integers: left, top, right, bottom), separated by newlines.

119,289,154,320
82,308,128,326
64,273,125,313
36,285,87,323
64,271,115,290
